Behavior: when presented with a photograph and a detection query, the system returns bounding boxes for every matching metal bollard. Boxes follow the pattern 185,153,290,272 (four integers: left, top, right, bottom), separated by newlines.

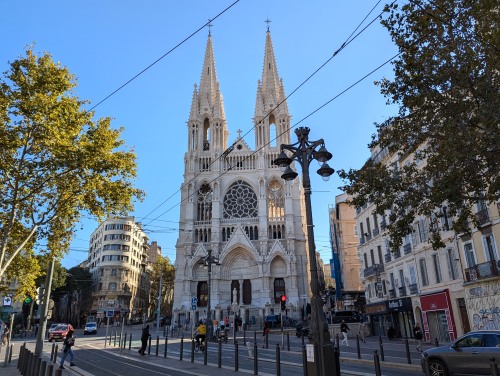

336,333,340,350
203,340,208,365
243,329,246,345
17,346,23,371
35,356,41,374
129,333,132,350
356,335,361,359
334,344,341,376
148,334,152,355
164,336,168,358
29,353,35,376
491,357,499,376
8,344,13,364
218,340,222,368
180,337,184,361
40,360,47,376
374,350,382,376
109,331,112,345
26,351,32,375
423,352,431,376
254,330,257,343
287,332,290,351
114,330,117,346
253,342,258,375
190,340,195,363
302,333,305,347
47,363,54,376
265,332,269,349
234,341,239,372
434,338,439,347
276,343,281,376
118,332,122,348
379,336,385,361
50,343,56,363
302,346,308,376
163,325,166,338
405,338,411,364
156,336,159,356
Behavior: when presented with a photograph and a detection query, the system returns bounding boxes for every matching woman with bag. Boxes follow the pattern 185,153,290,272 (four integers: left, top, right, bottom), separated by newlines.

59,329,76,369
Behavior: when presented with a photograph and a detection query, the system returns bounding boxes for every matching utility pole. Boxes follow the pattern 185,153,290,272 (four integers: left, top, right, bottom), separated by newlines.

199,249,220,341
156,270,162,333
35,254,55,356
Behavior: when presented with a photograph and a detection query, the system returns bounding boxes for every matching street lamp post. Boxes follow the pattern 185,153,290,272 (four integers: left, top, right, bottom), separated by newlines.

274,127,335,376
199,249,220,342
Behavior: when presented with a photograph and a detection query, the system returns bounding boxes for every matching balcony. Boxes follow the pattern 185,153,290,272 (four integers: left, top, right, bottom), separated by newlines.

380,220,387,230
393,249,401,259
372,227,380,237
389,289,396,299
409,283,418,294
398,286,407,297
365,233,372,242
363,264,385,278
385,253,392,263
474,208,490,226
359,237,365,245
465,260,499,282
403,243,412,255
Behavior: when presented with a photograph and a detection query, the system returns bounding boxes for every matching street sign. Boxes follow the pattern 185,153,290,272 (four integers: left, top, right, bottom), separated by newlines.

191,296,198,305
24,297,31,304
191,304,197,311
107,310,114,318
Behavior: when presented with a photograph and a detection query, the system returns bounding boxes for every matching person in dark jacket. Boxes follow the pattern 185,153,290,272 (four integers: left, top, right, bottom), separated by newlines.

138,325,150,355
340,320,350,346
59,329,76,369
387,326,396,340
413,323,423,352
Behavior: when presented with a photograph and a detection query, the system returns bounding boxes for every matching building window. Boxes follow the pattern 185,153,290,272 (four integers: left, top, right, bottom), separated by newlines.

223,180,258,219
370,249,375,266
377,245,383,265
432,254,442,283
483,234,498,262
446,248,459,280
363,253,368,269
243,279,252,305
197,184,213,222
108,282,117,291
268,180,284,218
463,242,476,268
409,265,417,285
419,258,429,286
197,281,208,307
111,269,117,276
274,278,285,304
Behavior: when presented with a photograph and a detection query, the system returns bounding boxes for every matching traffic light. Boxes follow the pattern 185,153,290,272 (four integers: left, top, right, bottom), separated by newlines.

280,294,287,311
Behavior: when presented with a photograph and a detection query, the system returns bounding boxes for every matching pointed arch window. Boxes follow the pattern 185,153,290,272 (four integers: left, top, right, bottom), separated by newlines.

267,180,284,219
197,184,212,222
197,281,208,307
203,118,210,150
269,114,277,147
243,279,252,305
274,278,285,304
223,180,258,219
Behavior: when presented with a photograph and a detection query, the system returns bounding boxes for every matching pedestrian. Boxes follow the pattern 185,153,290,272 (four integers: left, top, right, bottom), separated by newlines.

387,326,395,341
59,329,76,369
340,320,350,346
262,321,270,348
413,323,423,352
138,324,150,355
1,325,9,346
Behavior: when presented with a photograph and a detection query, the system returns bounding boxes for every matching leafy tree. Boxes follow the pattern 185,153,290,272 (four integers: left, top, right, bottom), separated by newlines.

0,46,143,287
339,0,499,250
34,254,66,291
148,256,175,319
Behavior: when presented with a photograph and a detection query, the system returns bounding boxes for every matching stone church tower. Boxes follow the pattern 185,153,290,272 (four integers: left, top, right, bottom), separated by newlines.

173,29,310,326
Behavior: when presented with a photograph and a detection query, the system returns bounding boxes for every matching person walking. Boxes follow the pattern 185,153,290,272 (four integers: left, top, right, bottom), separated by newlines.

59,329,76,369
414,323,423,352
138,324,150,355
340,320,350,346
262,321,270,348
387,326,396,341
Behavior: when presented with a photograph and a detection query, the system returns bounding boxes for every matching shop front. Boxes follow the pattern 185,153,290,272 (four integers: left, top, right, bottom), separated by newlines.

387,297,414,338
366,301,389,337
420,289,457,343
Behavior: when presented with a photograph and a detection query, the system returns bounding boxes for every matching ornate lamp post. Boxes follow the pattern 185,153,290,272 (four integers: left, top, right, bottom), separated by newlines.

199,249,220,341
274,127,335,376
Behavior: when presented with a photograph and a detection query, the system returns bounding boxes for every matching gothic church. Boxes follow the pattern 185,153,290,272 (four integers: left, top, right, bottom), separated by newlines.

173,28,311,325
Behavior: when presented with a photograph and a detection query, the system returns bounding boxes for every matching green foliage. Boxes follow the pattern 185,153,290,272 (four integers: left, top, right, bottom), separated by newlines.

0,45,144,283
339,0,499,250
148,256,175,318
34,255,66,290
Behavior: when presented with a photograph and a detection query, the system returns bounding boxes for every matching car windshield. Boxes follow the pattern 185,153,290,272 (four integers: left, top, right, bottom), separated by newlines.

86,323,96,327
54,325,67,331
50,324,58,329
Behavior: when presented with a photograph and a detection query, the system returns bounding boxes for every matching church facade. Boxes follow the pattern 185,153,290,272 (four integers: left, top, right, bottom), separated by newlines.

172,29,311,326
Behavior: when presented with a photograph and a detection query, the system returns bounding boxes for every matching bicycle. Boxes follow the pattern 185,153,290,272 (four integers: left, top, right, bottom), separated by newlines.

194,337,206,353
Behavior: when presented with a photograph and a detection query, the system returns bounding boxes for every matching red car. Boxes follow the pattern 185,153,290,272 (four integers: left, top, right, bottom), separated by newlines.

48,324,74,342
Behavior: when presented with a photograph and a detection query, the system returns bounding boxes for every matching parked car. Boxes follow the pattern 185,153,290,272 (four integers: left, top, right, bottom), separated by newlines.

331,310,362,324
421,330,500,376
84,322,97,335
48,324,74,342
47,323,60,338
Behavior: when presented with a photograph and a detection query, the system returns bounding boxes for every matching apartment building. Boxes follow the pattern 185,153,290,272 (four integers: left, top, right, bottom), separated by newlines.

88,216,150,321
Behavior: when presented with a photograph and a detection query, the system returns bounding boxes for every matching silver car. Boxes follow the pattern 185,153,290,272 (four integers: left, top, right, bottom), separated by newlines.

421,330,500,376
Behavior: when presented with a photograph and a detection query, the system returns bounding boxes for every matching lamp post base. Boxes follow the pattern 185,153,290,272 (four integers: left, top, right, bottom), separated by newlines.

306,342,339,376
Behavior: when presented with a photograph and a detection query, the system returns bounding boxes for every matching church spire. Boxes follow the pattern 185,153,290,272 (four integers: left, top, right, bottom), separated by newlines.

187,33,227,153
254,26,291,149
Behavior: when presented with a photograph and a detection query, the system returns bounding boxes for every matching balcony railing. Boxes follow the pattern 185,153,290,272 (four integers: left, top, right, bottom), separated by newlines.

385,253,392,263
404,243,412,255
360,237,365,245
373,227,380,237
365,233,372,241
389,289,396,299
398,286,407,297
363,264,385,278
380,220,387,230
409,283,418,294
393,249,401,259
475,208,490,226
465,260,499,282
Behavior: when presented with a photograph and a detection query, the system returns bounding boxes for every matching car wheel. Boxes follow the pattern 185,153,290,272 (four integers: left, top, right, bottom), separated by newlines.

429,359,448,376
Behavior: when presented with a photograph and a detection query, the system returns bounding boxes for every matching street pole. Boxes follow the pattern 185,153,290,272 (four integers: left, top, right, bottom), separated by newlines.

156,271,162,333
206,249,213,341
274,127,335,376
35,254,55,356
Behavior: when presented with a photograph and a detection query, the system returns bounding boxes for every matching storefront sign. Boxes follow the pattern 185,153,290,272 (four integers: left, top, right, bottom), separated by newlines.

365,302,388,314
387,297,412,312
420,291,449,311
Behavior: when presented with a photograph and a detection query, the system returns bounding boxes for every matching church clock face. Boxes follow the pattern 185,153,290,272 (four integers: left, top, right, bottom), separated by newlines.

223,180,258,218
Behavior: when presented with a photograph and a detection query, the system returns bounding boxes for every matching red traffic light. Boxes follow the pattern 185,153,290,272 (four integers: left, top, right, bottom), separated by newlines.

281,295,287,302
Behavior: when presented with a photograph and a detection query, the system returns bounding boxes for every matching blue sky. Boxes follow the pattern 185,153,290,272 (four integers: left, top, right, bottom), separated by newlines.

1,1,398,268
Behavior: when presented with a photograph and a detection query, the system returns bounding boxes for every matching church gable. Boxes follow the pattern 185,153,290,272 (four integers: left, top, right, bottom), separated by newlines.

222,224,258,255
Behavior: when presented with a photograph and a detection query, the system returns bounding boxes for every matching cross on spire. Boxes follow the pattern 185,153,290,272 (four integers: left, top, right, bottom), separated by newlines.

237,129,242,139
207,19,213,35
265,17,271,32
